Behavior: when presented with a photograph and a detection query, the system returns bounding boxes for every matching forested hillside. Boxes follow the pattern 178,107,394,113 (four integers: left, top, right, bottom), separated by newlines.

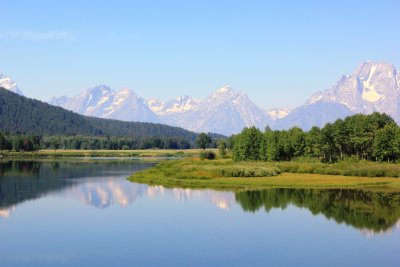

0,88,197,139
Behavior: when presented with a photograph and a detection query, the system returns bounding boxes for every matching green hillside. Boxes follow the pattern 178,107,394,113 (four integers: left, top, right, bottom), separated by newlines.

0,87,197,140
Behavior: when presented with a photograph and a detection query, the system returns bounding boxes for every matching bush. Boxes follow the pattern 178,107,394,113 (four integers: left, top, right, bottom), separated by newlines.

200,150,216,160
220,166,280,177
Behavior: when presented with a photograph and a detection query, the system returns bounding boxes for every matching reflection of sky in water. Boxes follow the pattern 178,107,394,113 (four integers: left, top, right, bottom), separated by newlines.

0,160,399,267
13,174,398,238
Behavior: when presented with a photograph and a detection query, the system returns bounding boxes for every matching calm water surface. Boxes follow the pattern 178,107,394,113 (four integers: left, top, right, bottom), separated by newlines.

0,159,399,267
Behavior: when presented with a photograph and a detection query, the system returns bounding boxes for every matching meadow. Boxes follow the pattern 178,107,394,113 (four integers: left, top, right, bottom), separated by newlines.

129,158,400,192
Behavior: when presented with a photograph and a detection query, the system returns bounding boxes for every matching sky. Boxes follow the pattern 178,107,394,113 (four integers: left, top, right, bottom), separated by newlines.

1,0,400,109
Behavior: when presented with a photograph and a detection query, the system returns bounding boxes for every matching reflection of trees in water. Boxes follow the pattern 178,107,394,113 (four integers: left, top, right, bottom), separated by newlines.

2,159,400,234
235,188,400,232
0,160,154,210
0,161,42,176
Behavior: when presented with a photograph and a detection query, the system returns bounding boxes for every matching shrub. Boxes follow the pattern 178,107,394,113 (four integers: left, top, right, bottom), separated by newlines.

218,140,227,158
220,166,280,177
200,150,216,160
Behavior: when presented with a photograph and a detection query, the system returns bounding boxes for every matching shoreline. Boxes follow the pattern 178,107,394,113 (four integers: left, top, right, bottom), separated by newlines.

0,149,209,159
128,158,400,192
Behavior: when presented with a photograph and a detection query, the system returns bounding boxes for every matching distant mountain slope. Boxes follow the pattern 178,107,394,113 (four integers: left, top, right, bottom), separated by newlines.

157,86,273,135
273,102,353,130
49,85,159,123
0,88,197,140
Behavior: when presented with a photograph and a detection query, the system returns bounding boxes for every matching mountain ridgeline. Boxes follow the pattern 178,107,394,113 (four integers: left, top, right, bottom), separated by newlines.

46,61,400,135
0,88,210,148
2,61,400,136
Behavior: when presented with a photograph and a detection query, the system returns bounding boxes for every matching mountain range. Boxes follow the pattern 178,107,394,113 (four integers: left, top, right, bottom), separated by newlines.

4,61,400,135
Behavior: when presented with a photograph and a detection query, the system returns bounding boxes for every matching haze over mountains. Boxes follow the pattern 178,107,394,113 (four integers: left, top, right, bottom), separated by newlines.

3,61,400,135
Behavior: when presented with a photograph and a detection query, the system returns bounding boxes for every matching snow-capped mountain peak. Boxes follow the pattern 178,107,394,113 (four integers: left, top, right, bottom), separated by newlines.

305,61,399,113
0,74,24,95
276,61,400,130
210,86,240,99
49,85,159,123
215,85,232,94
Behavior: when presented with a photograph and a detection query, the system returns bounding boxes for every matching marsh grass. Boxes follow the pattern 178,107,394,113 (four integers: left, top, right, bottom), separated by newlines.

273,160,400,178
129,158,400,191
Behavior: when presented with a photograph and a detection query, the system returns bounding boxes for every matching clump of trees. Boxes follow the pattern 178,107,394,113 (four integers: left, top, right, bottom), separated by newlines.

233,112,400,163
0,133,41,152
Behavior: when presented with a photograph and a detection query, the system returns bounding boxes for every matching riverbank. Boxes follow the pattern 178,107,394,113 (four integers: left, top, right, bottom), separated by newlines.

0,149,209,158
129,158,400,191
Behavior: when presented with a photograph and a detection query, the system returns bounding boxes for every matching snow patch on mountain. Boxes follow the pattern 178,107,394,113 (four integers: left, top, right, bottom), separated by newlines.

148,95,201,115
267,108,291,120
0,74,24,95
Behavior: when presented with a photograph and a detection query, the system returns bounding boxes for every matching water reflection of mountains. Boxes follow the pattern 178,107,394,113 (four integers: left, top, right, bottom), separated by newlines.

0,160,154,210
1,160,400,233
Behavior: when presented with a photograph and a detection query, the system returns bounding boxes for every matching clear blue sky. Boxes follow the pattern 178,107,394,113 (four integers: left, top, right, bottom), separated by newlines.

1,0,399,109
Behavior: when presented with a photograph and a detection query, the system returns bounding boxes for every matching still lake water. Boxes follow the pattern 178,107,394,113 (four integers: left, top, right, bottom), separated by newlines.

0,159,399,267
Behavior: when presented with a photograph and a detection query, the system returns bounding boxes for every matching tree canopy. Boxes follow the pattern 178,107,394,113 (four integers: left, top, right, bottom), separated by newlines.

233,112,400,162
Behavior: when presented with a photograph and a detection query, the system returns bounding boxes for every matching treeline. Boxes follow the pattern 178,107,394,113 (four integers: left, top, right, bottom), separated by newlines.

41,136,192,150
232,112,400,162
0,134,195,151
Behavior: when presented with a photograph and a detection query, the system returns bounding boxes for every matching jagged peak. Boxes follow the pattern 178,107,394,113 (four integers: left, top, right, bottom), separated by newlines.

215,85,232,94
117,87,136,95
209,86,245,100
83,84,113,95
354,61,397,78
173,95,192,102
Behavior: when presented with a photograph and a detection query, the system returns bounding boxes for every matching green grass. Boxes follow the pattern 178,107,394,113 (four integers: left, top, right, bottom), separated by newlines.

129,158,400,192
272,160,400,178
0,149,211,158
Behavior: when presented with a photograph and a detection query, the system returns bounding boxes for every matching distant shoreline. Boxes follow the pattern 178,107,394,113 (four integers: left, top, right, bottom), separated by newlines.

0,149,209,158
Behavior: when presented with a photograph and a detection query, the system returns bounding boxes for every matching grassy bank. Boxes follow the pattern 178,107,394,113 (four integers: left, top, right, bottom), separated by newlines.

0,149,210,158
129,158,400,191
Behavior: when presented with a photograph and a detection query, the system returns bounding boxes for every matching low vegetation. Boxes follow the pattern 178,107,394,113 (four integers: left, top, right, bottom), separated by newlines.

129,158,400,191
273,159,400,178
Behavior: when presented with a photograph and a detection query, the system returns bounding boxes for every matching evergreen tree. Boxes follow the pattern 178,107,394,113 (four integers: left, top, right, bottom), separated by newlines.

196,133,212,150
